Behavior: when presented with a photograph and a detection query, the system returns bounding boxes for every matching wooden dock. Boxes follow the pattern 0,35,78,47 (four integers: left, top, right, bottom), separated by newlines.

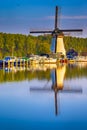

0,59,30,68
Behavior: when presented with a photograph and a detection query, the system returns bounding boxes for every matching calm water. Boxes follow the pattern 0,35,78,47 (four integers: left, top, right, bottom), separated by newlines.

0,63,87,130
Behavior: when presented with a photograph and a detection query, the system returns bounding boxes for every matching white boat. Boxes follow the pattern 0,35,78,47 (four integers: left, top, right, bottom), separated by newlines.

76,56,87,62
43,58,57,64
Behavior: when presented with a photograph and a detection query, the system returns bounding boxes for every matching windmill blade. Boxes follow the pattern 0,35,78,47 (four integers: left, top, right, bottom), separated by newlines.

30,87,82,93
55,6,58,29
58,6,61,29
60,88,82,93
30,87,52,92
55,91,58,115
60,29,83,32
30,30,52,34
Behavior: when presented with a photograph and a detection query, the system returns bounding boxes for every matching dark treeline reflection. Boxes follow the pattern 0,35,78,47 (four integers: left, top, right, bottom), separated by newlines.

66,64,87,79
0,69,50,83
0,64,87,83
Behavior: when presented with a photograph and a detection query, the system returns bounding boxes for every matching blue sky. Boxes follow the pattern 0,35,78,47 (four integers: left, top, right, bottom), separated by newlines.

0,0,87,37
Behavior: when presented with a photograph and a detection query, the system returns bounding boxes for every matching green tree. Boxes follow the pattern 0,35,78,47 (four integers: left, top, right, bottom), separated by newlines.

0,33,4,58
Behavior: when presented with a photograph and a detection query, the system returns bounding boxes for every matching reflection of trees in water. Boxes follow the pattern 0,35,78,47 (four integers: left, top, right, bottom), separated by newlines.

0,69,50,83
0,64,87,83
66,65,87,79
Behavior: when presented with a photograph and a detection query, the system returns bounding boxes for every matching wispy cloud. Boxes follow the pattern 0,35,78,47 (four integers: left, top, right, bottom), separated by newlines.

45,15,87,20
61,15,87,20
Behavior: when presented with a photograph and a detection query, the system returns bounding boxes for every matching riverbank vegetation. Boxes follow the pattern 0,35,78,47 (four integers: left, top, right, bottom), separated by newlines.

0,32,87,58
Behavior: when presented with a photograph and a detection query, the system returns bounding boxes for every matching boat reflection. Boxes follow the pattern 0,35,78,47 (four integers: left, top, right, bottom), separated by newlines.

30,63,82,116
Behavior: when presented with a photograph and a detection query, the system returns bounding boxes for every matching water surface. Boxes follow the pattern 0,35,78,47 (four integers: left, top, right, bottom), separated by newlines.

0,63,87,130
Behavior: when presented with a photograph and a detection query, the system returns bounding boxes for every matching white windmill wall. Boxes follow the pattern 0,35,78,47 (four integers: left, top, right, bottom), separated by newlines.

56,35,66,56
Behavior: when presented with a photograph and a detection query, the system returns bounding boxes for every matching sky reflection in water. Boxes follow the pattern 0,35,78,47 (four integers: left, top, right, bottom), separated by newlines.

0,63,87,130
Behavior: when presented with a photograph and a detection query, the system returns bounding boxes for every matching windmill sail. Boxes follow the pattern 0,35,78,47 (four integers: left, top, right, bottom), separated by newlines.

55,6,58,29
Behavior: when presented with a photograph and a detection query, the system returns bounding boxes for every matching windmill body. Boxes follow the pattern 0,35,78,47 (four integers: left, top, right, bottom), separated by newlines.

51,34,66,56
56,34,66,55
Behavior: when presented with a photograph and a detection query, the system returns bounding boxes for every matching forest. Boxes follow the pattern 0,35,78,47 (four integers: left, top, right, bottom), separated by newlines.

0,32,87,59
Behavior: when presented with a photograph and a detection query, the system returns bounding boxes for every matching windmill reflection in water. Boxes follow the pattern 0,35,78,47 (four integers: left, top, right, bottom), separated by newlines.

30,64,82,115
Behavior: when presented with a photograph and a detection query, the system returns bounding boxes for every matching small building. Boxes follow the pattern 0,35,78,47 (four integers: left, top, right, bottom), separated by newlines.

66,49,78,59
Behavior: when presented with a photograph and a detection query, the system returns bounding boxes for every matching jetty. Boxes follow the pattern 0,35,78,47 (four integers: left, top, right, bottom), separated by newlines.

0,56,30,68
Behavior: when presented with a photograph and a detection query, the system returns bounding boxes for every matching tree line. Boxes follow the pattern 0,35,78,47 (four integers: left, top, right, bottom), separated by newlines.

0,32,87,59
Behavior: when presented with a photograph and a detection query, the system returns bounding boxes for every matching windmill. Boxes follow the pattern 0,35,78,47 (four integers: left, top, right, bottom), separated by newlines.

30,6,83,57
30,64,82,115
